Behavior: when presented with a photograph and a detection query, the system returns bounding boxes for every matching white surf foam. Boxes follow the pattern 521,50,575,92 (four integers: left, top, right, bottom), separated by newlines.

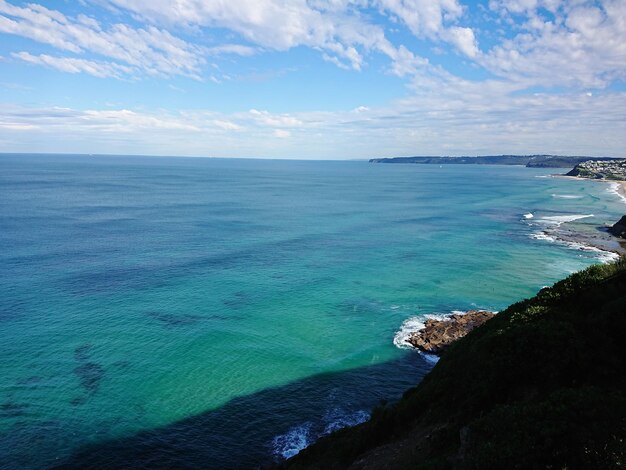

272,423,312,459
608,182,626,205
421,353,440,364
322,409,370,435
272,409,371,460
393,316,426,349
393,313,448,350
538,214,594,226
530,231,558,242
552,193,583,199
393,310,481,365
531,230,619,264
523,213,534,219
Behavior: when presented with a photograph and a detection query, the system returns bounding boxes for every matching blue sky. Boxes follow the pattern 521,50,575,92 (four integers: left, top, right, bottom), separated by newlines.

0,0,625,158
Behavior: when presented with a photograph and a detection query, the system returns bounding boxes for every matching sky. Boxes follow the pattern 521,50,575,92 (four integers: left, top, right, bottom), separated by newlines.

0,0,625,159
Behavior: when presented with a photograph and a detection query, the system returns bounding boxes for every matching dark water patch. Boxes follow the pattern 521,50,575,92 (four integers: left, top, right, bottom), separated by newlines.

222,291,250,309
112,360,131,370
0,302,25,322
58,225,388,296
397,251,419,260
70,397,88,407
74,344,93,362
73,363,105,394
56,353,433,470
0,402,29,418
145,311,205,328
16,376,43,387
60,234,326,295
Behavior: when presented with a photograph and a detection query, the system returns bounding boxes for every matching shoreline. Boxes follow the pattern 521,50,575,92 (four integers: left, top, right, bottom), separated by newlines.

550,174,626,257
555,174,626,201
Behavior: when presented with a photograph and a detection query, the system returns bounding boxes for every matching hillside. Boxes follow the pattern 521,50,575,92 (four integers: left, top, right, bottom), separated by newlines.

566,159,626,180
284,259,626,469
369,155,618,168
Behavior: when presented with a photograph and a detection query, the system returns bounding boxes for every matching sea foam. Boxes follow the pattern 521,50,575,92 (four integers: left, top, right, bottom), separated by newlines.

393,311,492,364
272,423,312,459
530,229,619,264
271,408,370,460
322,408,369,435
538,214,594,226
608,182,626,205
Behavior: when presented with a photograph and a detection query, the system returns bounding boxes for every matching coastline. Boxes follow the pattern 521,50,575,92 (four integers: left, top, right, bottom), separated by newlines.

617,180,626,202
281,167,626,467
555,174,626,201
549,174,626,257
286,260,626,468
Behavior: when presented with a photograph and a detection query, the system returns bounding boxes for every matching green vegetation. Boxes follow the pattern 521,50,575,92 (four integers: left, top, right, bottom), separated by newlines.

566,159,626,181
285,259,626,469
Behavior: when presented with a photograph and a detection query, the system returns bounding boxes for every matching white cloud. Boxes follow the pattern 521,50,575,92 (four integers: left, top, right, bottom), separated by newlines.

213,119,242,131
248,109,302,127
481,0,626,88
0,0,205,79
273,129,291,138
0,1,624,159
376,0,479,57
206,44,258,56
12,51,134,79
2,82,625,158
99,0,428,73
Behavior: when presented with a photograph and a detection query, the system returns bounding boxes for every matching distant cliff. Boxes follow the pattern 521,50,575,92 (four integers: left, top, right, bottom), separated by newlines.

566,159,626,180
369,155,618,168
284,259,626,469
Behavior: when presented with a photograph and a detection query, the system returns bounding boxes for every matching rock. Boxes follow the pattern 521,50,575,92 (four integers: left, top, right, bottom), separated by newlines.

407,310,495,354
609,216,626,239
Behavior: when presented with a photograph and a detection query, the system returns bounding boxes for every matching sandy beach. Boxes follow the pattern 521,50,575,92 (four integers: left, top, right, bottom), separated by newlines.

555,174,626,203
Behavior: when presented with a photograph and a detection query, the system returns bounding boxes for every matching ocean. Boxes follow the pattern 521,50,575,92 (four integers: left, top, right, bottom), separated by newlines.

1,154,624,469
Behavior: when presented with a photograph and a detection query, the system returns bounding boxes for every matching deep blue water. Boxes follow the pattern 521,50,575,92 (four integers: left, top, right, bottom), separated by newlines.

0,154,624,469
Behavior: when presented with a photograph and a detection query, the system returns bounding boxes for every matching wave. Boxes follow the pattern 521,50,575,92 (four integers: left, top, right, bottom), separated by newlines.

393,317,441,367
552,193,583,199
530,231,619,264
271,408,370,460
537,214,594,226
272,423,312,459
393,310,497,364
608,182,626,205
393,314,447,350
523,213,534,219
322,408,369,435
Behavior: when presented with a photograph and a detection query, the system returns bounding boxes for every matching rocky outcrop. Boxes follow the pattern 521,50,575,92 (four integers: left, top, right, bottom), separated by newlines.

407,310,495,354
609,216,626,238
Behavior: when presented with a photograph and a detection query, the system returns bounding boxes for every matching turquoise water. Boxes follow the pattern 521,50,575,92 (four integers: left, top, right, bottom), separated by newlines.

1,155,624,469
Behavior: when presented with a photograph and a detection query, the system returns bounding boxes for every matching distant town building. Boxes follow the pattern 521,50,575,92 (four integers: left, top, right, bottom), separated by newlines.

567,159,626,181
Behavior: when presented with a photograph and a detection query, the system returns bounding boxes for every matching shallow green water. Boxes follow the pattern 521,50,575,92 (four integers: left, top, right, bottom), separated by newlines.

0,155,623,468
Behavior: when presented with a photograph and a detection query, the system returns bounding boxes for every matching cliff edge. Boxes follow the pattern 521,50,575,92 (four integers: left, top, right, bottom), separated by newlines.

284,259,626,469
609,216,626,239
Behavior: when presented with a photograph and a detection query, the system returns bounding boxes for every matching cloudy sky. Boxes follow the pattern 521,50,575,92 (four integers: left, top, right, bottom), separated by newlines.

0,0,625,159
